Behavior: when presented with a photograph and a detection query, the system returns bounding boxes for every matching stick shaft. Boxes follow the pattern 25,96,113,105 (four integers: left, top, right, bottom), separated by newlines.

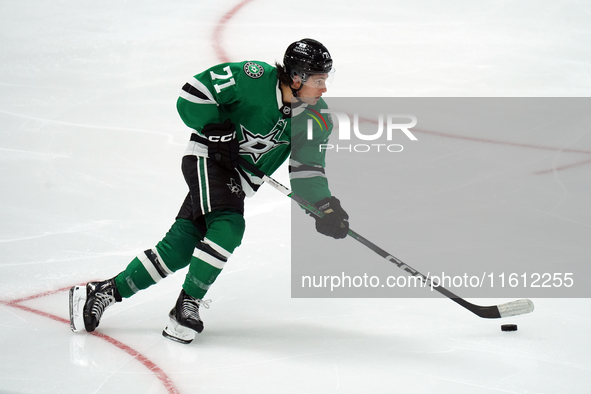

239,159,533,319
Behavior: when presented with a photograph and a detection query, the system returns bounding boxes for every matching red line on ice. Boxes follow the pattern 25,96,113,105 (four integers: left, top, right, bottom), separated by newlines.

1,293,181,394
533,157,591,175
1,1,259,393
8,284,78,304
212,0,255,63
416,128,591,174
414,127,591,155
357,116,591,174
213,0,591,174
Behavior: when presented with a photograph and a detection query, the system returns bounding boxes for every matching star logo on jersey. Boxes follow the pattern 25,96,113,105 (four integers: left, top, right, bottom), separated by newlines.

239,120,288,163
227,178,244,197
243,62,264,79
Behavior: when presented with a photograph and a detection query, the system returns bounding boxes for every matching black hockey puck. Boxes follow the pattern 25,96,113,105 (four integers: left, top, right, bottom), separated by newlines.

501,324,518,332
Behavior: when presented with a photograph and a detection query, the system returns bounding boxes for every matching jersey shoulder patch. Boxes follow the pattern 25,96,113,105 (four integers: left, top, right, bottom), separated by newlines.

243,61,265,79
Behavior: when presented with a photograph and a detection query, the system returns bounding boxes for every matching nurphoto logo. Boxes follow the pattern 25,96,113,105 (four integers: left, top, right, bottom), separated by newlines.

307,110,418,153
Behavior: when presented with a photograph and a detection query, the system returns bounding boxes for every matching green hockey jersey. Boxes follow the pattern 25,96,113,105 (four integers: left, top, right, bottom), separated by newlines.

177,60,333,205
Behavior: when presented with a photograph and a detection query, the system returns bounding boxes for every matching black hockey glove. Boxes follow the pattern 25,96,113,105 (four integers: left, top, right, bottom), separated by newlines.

202,119,239,170
311,196,349,239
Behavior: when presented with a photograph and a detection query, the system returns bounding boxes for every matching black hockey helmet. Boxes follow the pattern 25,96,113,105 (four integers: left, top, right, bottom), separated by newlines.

283,38,333,83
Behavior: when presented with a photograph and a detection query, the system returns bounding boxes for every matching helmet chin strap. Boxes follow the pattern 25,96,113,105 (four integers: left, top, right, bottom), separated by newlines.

290,79,304,98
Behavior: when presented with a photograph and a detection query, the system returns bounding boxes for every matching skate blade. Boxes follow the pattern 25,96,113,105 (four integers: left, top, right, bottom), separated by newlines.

69,286,86,333
162,317,196,344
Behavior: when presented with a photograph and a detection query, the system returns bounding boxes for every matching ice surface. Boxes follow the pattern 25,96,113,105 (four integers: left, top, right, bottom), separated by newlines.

1,0,590,393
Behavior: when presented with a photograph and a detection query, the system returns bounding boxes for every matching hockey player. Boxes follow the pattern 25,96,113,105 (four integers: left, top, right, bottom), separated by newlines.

69,38,349,344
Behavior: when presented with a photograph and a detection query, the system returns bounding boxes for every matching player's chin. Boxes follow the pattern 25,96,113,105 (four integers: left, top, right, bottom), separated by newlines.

304,97,321,105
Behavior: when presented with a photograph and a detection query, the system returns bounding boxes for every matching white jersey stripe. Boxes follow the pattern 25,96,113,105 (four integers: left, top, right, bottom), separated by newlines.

203,238,232,259
197,157,210,214
184,140,209,157
180,77,219,105
289,170,327,180
193,248,226,270
153,248,174,276
138,253,164,283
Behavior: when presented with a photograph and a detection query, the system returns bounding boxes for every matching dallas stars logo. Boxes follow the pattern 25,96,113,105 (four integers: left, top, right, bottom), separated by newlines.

239,120,288,163
243,62,264,79
227,178,243,196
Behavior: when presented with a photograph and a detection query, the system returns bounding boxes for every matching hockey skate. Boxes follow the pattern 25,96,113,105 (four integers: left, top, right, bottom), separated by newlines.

162,289,210,344
69,278,121,333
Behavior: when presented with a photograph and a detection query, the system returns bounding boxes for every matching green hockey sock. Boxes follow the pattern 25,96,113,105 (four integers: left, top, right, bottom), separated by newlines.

115,218,204,298
182,210,245,299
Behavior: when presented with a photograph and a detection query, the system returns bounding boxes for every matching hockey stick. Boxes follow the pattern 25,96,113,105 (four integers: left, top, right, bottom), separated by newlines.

239,158,534,319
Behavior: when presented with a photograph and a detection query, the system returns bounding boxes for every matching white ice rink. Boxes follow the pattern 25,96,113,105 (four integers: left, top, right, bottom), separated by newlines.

1,0,590,393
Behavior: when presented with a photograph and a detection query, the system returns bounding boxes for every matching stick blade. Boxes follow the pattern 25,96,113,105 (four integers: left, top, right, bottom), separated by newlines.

497,299,535,318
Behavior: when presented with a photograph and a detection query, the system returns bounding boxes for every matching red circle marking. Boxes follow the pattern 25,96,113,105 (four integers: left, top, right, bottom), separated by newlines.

2,1,258,393
2,294,180,394
212,0,255,63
